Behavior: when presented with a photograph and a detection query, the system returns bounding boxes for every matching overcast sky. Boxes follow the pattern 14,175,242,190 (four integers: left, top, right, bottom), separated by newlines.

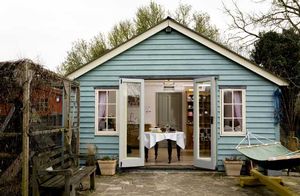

0,0,269,71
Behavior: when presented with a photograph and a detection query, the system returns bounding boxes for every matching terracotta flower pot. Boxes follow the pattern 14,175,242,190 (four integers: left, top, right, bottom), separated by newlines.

98,159,117,176
223,160,243,176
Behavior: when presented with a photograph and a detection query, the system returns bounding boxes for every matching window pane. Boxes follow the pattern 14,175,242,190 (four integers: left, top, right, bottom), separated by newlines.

98,104,107,118
96,90,117,133
224,119,233,132
224,105,232,117
234,119,242,132
127,82,141,158
98,118,106,131
233,91,242,104
98,91,107,104
223,91,232,103
108,91,116,104
233,104,242,117
107,118,116,131
108,105,116,117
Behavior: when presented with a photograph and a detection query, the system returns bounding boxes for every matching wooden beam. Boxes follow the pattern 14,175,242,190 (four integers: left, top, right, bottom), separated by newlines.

63,81,71,150
22,63,32,196
0,105,15,132
0,152,18,158
0,132,22,137
76,86,80,156
250,169,297,196
29,128,64,136
240,176,282,187
0,153,21,185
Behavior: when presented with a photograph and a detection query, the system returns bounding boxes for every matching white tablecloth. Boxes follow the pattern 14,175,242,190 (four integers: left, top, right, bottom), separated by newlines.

144,132,185,149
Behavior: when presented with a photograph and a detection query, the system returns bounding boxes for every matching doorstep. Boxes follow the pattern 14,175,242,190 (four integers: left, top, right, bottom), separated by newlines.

119,165,224,175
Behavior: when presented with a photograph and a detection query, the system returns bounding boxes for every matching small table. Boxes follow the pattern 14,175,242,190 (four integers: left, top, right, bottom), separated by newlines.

144,132,185,163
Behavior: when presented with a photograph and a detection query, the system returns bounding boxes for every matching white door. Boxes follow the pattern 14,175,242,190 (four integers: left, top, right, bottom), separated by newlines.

119,78,145,167
193,77,216,169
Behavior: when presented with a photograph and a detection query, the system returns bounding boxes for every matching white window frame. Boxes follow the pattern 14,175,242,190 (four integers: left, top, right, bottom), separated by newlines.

220,88,246,136
95,89,119,136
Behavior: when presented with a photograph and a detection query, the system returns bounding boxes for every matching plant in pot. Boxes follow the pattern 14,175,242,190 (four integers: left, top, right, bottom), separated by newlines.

223,156,243,176
97,156,117,176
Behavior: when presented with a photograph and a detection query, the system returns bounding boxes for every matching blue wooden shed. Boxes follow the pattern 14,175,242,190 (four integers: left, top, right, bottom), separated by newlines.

68,17,288,170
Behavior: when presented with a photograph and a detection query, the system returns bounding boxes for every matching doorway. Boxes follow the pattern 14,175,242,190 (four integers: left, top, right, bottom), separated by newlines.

119,78,216,169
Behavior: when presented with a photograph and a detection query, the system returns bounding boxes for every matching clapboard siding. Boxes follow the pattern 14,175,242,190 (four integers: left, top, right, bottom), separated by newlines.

76,29,279,169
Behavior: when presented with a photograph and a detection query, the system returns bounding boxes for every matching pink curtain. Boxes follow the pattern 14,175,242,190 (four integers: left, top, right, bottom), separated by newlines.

98,91,106,117
98,92,106,130
233,91,242,130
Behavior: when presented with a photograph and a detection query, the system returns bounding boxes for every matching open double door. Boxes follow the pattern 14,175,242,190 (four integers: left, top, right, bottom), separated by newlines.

119,78,216,170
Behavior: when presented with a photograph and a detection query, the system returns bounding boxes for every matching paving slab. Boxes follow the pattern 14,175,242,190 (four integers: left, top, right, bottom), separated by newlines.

78,170,300,196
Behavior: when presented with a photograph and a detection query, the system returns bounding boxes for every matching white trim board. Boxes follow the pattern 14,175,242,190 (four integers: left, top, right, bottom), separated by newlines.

67,18,288,86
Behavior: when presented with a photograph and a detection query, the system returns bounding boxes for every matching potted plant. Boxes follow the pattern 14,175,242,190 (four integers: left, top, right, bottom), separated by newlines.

97,156,117,176
223,156,243,176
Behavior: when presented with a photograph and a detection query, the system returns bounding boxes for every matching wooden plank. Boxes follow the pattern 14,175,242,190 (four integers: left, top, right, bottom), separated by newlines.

39,154,70,169
29,128,64,136
41,175,65,188
76,86,80,156
35,147,64,161
0,105,15,132
240,176,282,187
250,169,297,196
63,81,71,149
0,153,22,184
0,132,22,137
0,152,18,158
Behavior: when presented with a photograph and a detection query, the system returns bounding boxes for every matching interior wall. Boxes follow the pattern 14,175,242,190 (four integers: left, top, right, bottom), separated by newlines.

144,80,193,132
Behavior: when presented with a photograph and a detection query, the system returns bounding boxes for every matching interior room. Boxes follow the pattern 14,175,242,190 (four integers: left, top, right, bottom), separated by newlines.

125,79,212,166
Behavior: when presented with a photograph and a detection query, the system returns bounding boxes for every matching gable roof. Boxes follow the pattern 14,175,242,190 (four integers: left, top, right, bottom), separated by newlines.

67,17,288,86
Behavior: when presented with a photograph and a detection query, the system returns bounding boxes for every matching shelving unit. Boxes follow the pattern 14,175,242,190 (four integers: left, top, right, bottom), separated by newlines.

186,91,193,149
185,91,211,151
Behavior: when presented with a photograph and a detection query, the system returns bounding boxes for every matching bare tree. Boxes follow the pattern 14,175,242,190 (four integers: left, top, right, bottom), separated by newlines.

223,0,300,48
173,3,192,26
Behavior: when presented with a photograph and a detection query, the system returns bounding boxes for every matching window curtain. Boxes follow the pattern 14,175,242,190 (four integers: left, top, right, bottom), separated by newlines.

98,92,106,117
98,92,106,130
233,91,242,131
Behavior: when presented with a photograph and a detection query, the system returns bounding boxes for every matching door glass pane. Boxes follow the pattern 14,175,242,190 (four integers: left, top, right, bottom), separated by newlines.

198,82,211,158
127,82,141,158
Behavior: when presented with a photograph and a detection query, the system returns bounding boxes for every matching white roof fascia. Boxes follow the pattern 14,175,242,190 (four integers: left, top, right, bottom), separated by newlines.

67,20,169,80
168,20,288,86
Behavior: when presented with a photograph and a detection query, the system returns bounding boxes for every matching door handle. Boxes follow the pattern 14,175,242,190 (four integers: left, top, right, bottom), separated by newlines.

210,116,213,124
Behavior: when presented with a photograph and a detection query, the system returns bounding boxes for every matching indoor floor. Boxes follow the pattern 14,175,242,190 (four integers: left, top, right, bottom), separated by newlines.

145,148,193,166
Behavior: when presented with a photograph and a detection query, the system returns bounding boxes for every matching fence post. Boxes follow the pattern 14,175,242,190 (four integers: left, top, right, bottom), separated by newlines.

76,86,80,156
22,63,32,196
63,81,71,151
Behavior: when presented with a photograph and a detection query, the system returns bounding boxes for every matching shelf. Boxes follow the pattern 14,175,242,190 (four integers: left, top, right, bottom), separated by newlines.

186,91,211,126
